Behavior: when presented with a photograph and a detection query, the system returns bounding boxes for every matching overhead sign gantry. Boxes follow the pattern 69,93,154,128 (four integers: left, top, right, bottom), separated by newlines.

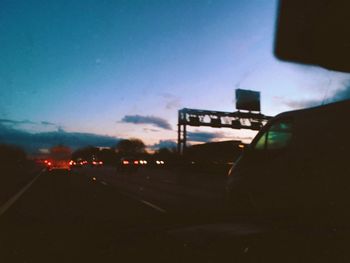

177,89,272,154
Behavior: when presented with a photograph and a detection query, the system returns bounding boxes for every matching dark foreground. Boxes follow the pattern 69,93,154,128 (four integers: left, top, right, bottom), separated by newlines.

0,166,349,262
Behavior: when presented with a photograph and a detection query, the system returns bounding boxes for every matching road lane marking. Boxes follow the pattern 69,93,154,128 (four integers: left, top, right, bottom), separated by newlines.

89,176,167,214
0,169,44,217
140,200,166,213
115,188,167,214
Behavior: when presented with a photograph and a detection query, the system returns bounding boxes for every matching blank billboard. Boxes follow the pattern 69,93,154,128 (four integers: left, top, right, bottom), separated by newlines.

235,89,260,112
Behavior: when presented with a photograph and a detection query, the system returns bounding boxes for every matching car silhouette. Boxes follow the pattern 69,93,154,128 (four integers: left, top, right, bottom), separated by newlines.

227,99,350,223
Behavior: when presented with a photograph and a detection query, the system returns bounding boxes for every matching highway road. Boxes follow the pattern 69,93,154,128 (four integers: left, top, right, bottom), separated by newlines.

0,168,174,262
0,166,349,262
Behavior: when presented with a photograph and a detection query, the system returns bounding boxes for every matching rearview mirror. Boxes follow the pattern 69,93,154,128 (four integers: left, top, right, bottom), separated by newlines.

275,0,350,73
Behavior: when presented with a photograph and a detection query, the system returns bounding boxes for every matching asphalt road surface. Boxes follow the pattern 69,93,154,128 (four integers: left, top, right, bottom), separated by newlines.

0,166,349,262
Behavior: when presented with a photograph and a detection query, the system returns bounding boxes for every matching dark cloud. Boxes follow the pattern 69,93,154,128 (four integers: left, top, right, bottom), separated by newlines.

41,121,56,126
149,140,177,150
0,124,120,155
0,119,16,124
187,131,225,142
120,115,172,130
0,119,58,128
0,119,36,126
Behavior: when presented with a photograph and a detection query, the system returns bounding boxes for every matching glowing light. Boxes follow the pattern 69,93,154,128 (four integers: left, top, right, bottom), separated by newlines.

156,160,160,165
239,144,245,149
47,162,52,166
134,160,139,165
92,177,96,181
160,161,164,164
123,160,129,165
99,161,103,165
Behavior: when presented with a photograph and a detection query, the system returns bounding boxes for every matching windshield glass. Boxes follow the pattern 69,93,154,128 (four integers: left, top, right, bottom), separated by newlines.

1,0,350,262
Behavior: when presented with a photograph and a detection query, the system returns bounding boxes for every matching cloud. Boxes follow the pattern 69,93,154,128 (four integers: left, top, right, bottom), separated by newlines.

41,121,56,126
0,119,17,125
0,119,58,128
0,119,36,126
0,124,120,154
143,128,160,132
187,131,226,142
149,140,177,150
120,115,172,130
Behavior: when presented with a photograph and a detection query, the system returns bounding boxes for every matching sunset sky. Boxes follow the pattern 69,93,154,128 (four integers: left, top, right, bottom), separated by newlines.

1,0,349,153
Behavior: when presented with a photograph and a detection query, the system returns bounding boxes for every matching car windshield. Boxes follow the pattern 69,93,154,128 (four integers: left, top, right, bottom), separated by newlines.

1,0,350,262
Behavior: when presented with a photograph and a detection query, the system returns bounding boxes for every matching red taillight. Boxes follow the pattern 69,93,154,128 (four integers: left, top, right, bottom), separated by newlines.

123,160,129,165
47,162,52,166
99,161,103,165
134,160,139,165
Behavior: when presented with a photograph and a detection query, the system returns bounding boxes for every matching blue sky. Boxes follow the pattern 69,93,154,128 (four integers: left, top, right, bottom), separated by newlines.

0,0,350,152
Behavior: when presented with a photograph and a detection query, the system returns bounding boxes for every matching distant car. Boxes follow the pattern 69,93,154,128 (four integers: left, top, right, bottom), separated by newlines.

121,157,140,166
46,145,72,172
139,159,148,165
145,159,165,167
46,159,71,171
117,157,140,173
72,159,87,167
91,160,103,167
155,160,165,165
226,99,350,221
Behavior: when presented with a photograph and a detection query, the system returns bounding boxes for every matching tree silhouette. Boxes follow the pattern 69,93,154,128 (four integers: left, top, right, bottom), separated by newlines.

115,138,146,156
72,146,99,161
